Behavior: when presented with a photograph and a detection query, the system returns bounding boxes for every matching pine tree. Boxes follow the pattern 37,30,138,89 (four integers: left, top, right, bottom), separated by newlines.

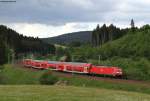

108,24,115,41
95,24,100,46
92,24,100,47
0,37,7,65
92,29,96,46
101,24,109,43
131,19,135,32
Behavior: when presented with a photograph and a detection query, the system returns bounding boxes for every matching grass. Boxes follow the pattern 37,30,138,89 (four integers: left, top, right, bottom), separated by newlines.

0,85,149,101
0,64,45,84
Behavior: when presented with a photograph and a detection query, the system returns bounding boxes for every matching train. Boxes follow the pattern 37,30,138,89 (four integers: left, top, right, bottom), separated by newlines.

22,59,123,77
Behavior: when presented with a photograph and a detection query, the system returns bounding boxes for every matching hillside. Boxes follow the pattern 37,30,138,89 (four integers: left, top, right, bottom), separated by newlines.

42,31,92,44
70,25,150,80
98,28,150,59
72,26,150,59
0,25,55,54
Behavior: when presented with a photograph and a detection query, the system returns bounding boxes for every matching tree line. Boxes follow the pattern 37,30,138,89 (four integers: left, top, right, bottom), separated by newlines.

0,25,55,65
92,24,129,47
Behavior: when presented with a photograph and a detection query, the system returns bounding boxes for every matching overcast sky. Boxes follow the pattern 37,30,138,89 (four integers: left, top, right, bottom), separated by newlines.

0,0,150,38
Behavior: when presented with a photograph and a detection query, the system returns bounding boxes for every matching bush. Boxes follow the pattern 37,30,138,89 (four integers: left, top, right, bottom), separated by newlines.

40,71,58,85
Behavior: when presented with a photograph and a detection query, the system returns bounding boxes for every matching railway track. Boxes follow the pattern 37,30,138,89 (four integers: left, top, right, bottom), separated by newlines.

18,64,150,87
52,71,150,87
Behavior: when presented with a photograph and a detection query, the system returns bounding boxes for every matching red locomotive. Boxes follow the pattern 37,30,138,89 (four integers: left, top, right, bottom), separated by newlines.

22,59,123,77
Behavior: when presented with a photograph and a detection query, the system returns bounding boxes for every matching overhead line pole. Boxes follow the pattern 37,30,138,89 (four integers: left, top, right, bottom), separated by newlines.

98,55,101,65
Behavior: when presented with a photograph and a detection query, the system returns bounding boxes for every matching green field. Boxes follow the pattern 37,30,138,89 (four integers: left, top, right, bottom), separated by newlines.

0,64,45,84
0,85,149,101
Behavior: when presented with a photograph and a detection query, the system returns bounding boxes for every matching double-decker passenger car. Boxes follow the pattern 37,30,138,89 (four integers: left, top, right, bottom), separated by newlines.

22,59,123,77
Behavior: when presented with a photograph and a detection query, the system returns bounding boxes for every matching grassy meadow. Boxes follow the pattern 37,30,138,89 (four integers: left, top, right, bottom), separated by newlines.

0,85,149,101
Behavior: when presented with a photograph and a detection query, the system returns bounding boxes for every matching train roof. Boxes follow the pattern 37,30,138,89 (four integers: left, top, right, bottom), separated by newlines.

32,60,47,62
48,61,60,64
63,62,90,65
48,61,91,66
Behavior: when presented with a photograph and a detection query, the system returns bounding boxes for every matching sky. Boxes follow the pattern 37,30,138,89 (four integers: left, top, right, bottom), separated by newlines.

0,0,150,38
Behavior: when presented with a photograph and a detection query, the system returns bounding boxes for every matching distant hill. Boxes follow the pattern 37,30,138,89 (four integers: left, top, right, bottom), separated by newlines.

42,31,92,44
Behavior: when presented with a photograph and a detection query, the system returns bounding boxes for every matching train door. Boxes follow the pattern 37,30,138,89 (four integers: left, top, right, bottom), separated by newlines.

63,65,67,71
84,66,90,73
84,64,92,73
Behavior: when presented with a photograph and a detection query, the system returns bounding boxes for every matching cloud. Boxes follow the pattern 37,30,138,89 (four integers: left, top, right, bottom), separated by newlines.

1,0,150,24
6,22,99,38
0,0,119,24
7,21,145,38
0,0,150,37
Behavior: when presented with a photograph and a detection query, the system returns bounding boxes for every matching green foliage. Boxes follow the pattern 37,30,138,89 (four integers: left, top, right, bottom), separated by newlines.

73,55,87,62
68,41,81,47
40,71,58,85
55,47,66,56
99,30,150,59
54,46,72,62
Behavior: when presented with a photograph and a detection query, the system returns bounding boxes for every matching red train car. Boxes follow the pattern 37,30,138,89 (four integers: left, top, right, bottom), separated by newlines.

90,66,122,76
23,59,32,67
61,62,92,73
23,59,48,69
22,59,123,77
47,61,61,70
47,61,92,73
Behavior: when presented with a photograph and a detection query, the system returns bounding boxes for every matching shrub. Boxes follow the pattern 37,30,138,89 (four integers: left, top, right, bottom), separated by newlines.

39,71,58,85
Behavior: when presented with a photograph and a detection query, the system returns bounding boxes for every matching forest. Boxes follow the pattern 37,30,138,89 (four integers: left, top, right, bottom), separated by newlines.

0,25,55,65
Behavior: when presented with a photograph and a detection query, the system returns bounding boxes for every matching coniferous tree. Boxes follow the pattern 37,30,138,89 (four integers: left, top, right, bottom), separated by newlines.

91,23,129,47
108,24,115,41
98,28,103,46
0,37,7,65
131,19,135,32
95,24,100,46
101,24,109,43
92,29,97,46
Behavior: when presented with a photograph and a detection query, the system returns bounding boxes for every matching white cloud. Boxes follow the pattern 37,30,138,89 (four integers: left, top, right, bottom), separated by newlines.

6,22,98,38
5,21,146,38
